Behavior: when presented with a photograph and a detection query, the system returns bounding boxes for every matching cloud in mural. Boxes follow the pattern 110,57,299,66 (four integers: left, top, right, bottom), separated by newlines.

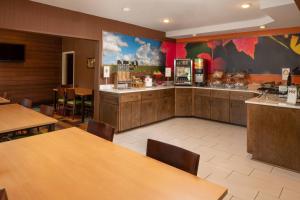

135,43,161,66
103,31,163,66
103,32,128,55
135,37,146,45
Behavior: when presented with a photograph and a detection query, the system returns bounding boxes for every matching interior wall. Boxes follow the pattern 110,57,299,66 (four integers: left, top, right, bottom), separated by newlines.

0,0,166,120
62,38,97,89
0,28,61,104
176,33,300,84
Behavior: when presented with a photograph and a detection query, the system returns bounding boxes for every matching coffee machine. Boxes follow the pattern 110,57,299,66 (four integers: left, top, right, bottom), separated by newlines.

174,59,193,85
194,58,206,86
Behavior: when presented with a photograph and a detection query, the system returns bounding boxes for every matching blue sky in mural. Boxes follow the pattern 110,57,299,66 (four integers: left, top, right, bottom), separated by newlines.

103,31,163,66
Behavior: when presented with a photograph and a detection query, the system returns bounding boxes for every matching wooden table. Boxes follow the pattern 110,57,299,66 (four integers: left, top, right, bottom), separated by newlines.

53,88,93,122
0,104,58,135
0,127,227,200
0,97,10,105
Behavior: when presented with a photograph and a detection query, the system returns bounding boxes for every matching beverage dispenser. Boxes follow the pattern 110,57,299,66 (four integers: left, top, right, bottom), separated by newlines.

194,58,205,86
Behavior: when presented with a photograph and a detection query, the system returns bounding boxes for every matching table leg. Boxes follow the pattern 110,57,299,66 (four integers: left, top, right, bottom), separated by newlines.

53,90,57,111
81,96,85,123
48,124,55,132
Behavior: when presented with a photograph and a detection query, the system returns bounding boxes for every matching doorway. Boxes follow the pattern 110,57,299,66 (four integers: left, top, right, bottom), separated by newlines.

62,51,75,86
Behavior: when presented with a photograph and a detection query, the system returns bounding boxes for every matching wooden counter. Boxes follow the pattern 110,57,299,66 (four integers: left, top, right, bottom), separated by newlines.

0,127,227,200
100,87,257,132
247,100,300,172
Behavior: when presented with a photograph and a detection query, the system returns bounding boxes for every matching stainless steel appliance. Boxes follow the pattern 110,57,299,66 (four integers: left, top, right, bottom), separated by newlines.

194,58,205,86
174,59,193,85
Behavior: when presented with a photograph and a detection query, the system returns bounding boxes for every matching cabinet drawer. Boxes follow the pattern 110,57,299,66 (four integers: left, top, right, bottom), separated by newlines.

100,92,119,105
230,91,255,101
211,90,230,99
194,89,211,97
142,91,159,100
160,89,175,98
176,88,193,95
120,93,141,102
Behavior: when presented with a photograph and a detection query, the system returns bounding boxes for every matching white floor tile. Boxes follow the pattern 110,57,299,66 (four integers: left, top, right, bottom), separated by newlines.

114,118,300,200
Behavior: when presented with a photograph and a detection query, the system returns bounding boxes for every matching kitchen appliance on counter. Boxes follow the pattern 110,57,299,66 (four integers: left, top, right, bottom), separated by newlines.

194,58,206,86
174,59,193,85
114,60,132,89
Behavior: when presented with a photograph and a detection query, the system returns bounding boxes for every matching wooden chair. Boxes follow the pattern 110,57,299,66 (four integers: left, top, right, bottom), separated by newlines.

0,188,8,200
20,98,33,108
38,105,55,133
146,139,200,175
56,87,66,115
84,90,94,118
2,92,8,99
87,120,115,142
64,88,80,119
40,105,54,117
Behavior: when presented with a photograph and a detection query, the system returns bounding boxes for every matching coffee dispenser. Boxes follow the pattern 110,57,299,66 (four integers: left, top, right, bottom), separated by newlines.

194,58,206,86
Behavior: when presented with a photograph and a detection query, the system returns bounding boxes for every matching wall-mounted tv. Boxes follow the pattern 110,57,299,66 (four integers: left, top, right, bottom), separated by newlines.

0,43,25,62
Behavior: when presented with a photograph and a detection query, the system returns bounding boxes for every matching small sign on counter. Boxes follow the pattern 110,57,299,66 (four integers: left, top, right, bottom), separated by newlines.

287,86,298,104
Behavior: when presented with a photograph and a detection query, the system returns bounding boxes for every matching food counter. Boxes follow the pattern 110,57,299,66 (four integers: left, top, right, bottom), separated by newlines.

246,94,300,172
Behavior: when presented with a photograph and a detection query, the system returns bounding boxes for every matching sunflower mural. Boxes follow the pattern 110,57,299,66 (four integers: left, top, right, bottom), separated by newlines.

176,33,300,75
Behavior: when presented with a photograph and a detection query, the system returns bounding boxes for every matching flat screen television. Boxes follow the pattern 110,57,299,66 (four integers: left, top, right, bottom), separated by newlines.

0,43,25,62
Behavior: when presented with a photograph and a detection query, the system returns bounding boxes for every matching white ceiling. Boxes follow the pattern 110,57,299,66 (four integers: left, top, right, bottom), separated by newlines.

31,0,300,38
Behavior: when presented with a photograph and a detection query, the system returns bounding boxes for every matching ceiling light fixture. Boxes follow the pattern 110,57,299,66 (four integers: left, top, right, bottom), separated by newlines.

259,25,266,29
163,18,170,24
192,34,197,37
122,7,131,12
241,3,251,9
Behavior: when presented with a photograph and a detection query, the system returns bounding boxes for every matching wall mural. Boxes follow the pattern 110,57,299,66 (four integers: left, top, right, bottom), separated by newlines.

176,33,300,75
103,31,175,74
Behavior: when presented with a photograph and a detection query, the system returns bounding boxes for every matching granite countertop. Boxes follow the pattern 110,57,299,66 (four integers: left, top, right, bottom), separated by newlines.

99,85,260,94
245,94,300,109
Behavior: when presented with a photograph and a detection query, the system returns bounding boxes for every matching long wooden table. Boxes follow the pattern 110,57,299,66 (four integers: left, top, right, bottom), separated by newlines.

0,127,227,200
0,104,58,134
0,97,10,105
53,87,93,122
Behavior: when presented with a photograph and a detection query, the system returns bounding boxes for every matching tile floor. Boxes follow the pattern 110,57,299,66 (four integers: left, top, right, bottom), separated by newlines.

113,118,300,200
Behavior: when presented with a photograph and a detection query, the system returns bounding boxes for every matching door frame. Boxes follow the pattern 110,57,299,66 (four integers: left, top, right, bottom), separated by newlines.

62,51,75,87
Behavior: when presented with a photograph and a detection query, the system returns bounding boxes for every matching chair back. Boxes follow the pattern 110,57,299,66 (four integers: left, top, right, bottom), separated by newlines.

87,120,115,142
146,139,200,175
57,87,66,99
0,188,8,200
21,98,33,108
40,105,54,117
2,92,8,99
66,88,76,101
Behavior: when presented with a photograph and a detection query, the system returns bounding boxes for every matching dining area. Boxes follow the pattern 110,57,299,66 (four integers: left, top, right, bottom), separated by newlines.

0,91,228,200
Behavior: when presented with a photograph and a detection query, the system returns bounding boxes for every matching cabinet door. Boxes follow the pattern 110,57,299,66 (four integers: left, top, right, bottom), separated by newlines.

211,98,230,122
157,97,174,121
175,95,192,116
119,102,132,131
141,99,157,125
230,100,247,126
101,102,119,130
194,95,211,119
131,101,141,128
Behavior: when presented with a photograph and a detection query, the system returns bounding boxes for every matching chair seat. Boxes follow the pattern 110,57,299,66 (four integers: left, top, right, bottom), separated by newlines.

84,101,92,107
66,100,81,105
57,98,65,103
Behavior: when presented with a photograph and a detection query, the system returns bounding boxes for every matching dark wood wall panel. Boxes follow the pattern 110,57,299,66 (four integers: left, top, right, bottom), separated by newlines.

0,0,165,120
62,38,97,89
0,29,62,104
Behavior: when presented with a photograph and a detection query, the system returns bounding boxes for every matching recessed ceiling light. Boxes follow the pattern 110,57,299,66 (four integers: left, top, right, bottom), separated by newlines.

122,7,131,12
163,18,170,24
241,3,251,9
260,25,266,29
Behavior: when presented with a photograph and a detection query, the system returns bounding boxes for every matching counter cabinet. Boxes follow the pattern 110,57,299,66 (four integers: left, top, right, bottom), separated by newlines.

100,88,257,132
